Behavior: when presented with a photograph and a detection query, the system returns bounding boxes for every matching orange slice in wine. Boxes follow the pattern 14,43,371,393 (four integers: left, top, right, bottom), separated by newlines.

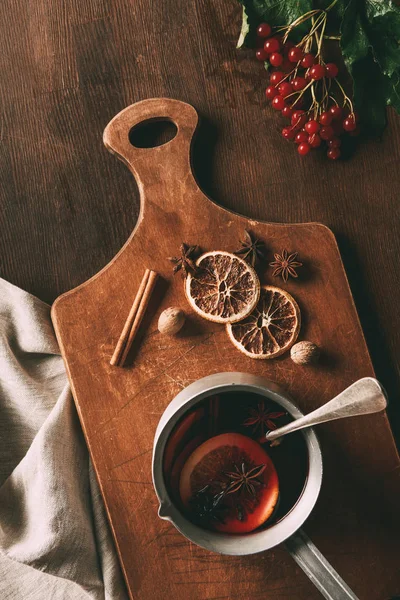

179,433,279,533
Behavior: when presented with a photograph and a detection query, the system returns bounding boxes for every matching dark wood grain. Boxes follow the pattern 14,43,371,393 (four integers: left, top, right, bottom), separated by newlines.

1,1,400,598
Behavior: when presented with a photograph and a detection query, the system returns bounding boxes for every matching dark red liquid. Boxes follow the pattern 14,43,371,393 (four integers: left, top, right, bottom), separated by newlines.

163,391,309,531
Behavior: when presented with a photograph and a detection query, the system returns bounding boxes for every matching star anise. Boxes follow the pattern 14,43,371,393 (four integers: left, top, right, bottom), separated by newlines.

168,243,198,277
225,462,266,497
189,485,228,525
269,249,302,282
235,230,267,267
243,401,286,436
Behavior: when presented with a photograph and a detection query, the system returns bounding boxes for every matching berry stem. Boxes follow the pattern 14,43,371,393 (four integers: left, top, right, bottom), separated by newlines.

287,78,314,106
295,12,325,50
334,77,354,113
279,67,298,84
325,0,339,12
311,82,318,117
280,9,321,42
308,13,326,42
318,18,327,56
252,0,356,161
321,78,330,111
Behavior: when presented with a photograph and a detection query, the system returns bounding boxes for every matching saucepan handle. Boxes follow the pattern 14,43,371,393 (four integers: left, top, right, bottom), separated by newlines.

285,529,359,600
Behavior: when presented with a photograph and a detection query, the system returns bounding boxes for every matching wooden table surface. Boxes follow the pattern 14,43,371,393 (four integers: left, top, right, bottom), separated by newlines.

1,0,400,598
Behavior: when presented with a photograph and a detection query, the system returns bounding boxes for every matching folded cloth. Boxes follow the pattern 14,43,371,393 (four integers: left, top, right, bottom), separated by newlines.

0,278,128,600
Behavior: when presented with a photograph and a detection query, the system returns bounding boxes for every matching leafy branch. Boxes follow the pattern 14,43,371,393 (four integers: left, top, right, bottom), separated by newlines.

237,0,400,136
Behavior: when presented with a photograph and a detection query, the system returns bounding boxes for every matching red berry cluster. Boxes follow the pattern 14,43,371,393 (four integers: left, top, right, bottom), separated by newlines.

256,22,360,160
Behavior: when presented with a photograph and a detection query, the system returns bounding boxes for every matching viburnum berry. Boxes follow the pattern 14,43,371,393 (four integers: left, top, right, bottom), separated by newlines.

329,105,343,120
270,52,283,67
264,38,280,54
288,46,304,63
298,142,311,156
278,81,293,97
281,105,293,118
319,111,332,126
308,133,321,148
292,76,307,91
265,86,278,100
309,64,325,80
327,148,341,160
325,63,339,78
343,114,357,131
295,130,308,144
305,120,320,134
283,40,295,53
332,120,344,136
320,125,335,140
256,48,268,61
257,23,272,38
272,95,286,110
301,53,315,68
270,71,284,85
282,127,295,140
291,110,307,129
250,13,363,161
281,57,292,72
328,137,341,148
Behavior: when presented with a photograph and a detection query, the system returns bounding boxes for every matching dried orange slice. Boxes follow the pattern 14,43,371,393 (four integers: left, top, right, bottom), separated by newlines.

185,251,260,324
226,285,300,359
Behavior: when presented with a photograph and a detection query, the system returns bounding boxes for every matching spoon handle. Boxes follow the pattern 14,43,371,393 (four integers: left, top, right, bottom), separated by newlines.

265,377,387,441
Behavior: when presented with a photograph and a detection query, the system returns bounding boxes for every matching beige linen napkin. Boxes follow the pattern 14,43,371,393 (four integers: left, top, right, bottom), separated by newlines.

0,278,128,600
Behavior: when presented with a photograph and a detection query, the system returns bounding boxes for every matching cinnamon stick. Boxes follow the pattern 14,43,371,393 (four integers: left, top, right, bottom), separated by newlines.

110,269,158,367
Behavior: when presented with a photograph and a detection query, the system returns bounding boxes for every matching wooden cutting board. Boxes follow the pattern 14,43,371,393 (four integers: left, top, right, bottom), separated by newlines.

52,98,400,600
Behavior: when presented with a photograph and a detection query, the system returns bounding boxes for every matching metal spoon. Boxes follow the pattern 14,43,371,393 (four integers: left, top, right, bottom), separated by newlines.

265,377,387,442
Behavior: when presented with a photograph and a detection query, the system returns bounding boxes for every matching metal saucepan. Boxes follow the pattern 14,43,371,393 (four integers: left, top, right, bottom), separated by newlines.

152,372,384,599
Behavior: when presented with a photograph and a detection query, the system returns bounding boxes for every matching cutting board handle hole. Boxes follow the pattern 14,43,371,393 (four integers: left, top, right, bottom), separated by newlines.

129,118,178,149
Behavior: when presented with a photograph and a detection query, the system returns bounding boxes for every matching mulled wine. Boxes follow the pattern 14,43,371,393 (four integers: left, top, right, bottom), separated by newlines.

163,390,309,534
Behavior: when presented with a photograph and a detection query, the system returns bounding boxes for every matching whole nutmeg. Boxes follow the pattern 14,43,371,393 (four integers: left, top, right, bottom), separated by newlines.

158,307,186,336
290,341,320,365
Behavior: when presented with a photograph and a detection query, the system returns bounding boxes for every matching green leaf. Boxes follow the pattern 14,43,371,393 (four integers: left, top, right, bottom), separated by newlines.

349,55,389,135
365,0,400,77
340,0,400,135
237,0,313,48
340,0,370,63
341,0,400,76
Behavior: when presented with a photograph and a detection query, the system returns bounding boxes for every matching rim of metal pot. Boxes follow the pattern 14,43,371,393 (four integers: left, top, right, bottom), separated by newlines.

152,372,323,556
